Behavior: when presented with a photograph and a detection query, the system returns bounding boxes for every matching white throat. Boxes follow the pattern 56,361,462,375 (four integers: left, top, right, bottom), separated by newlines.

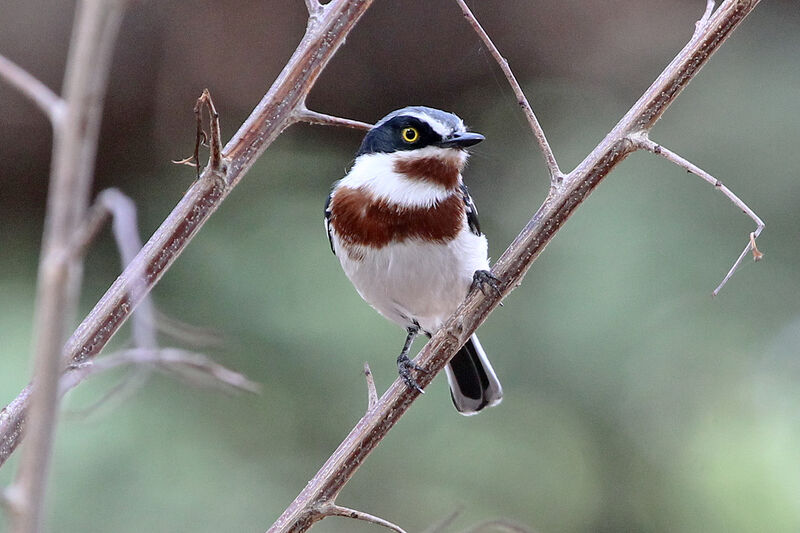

339,148,467,208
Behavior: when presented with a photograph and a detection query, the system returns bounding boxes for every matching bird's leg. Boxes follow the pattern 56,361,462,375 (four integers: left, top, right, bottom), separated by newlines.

472,269,501,297
397,325,426,394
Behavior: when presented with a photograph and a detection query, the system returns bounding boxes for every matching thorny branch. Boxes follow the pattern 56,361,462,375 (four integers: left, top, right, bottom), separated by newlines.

0,0,375,474
459,0,762,295
266,1,764,531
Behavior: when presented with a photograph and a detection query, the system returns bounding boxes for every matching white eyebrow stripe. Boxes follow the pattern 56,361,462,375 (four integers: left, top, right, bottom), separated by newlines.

404,112,450,137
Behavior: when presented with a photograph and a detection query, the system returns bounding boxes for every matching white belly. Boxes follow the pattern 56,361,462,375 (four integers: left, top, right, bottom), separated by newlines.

333,229,489,334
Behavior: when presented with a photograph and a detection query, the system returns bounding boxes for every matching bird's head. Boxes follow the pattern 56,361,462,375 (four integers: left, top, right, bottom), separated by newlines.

354,106,484,190
357,106,484,157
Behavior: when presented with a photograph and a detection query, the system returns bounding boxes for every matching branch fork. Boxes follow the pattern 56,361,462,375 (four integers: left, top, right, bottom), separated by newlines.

630,131,764,295
458,0,763,296
0,54,66,125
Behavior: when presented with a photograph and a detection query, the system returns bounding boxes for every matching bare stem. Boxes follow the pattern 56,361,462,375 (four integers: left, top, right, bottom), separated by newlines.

455,0,563,185
9,1,127,531
64,348,261,396
632,134,764,295
95,189,158,349
0,54,65,124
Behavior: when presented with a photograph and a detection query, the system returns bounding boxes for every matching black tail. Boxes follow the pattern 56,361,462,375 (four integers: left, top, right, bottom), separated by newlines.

445,334,503,415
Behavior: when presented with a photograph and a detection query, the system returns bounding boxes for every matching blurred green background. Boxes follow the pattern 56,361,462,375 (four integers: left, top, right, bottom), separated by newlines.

1,1,799,532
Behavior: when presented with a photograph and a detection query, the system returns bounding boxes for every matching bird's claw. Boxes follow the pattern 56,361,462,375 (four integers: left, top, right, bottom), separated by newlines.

472,269,502,298
397,354,426,394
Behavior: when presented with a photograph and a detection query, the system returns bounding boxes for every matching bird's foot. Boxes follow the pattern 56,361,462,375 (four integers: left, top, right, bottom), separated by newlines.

472,269,502,298
397,353,427,394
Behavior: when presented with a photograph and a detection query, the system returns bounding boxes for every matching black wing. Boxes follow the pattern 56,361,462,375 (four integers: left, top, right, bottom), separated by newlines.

461,183,482,236
324,191,336,255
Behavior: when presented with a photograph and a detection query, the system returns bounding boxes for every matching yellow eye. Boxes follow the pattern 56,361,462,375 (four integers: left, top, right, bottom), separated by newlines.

401,127,419,143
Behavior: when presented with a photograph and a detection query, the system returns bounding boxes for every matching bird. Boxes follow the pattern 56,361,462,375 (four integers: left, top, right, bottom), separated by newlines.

324,106,503,415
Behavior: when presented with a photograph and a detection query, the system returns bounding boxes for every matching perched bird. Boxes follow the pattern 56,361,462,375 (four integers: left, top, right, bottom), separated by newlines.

324,106,503,415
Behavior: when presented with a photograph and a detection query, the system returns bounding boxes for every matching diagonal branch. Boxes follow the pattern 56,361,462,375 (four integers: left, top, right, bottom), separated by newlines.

0,0,375,471
455,0,563,185
266,1,763,531
0,54,65,124
632,134,764,295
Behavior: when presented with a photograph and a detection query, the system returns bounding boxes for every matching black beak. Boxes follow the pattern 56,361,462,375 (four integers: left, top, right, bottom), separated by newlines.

438,131,485,148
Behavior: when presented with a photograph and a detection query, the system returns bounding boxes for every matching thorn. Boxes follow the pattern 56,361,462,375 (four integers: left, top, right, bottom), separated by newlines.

363,362,378,410
750,232,763,261
172,156,198,167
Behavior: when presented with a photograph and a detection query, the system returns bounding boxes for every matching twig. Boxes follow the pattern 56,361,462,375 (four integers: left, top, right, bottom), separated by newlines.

96,189,158,349
363,363,378,411
462,519,534,533
61,363,151,421
293,105,373,131
64,349,261,396
266,1,763,531
193,89,225,179
9,1,128,531
0,54,65,124
632,134,765,295
151,311,225,348
0,0,375,470
423,508,462,533
695,0,717,37
66,199,113,260
322,504,408,533
455,0,563,185
59,188,162,418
